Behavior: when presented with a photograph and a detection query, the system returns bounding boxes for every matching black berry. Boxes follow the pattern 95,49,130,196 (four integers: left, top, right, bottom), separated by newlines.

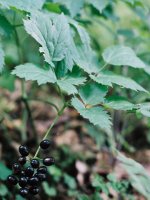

43,157,55,166
35,173,47,182
40,139,51,149
12,163,21,174
28,176,39,185
31,159,39,168
19,145,29,156
25,166,34,177
30,187,39,195
19,177,28,187
7,175,18,185
37,166,47,174
19,188,29,197
20,170,26,176
18,156,26,165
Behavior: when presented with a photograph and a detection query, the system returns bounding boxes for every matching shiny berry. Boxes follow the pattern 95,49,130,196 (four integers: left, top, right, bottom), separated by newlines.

25,166,34,177
37,166,47,174
31,159,39,168
19,177,28,187
12,163,21,174
19,188,29,197
19,145,29,156
7,175,18,185
18,156,26,165
30,187,39,195
43,157,55,166
40,140,51,149
35,173,47,181
20,170,26,176
28,176,39,185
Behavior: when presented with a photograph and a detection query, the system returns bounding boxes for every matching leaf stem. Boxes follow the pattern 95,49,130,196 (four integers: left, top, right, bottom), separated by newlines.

96,62,108,75
33,102,67,158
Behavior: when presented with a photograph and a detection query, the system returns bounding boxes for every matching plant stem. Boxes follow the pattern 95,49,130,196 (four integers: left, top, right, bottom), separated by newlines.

33,103,67,158
58,85,65,103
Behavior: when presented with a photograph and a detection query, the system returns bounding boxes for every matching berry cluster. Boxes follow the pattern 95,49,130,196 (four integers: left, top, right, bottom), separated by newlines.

7,139,55,198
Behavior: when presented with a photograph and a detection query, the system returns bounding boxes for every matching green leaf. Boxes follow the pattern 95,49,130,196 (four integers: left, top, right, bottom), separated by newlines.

86,0,109,13
138,103,150,117
72,97,112,131
69,20,94,73
24,13,75,69
57,68,86,94
0,0,45,12
0,14,13,37
64,37,78,71
93,192,103,200
63,174,77,189
0,71,15,91
78,195,90,200
123,0,143,5
117,152,150,198
0,45,4,73
86,124,106,148
42,182,57,197
105,96,135,110
144,64,150,75
102,45,146,68
53,0,84,17
69,20,91,49
11,63,56,85
92,174,109,194
0,186,8,197
0,162,11,180
107,173,117,182
0,185,8,197
57,79,77,94
90,72,147,92
57,76,86,95
16,195,24,200
48,166,62,182
76,46,100,74
71,20,99,74
79,82,108,106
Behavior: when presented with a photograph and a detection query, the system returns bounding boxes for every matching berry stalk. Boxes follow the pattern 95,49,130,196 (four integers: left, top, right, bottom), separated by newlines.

33,103,67,158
